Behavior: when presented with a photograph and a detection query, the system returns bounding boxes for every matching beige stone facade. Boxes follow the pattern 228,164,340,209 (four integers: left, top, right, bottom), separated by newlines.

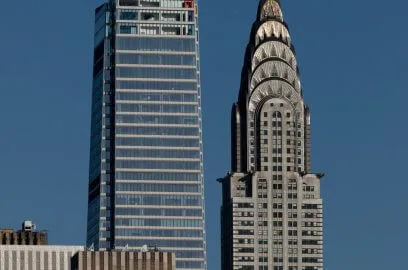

71,251,176,270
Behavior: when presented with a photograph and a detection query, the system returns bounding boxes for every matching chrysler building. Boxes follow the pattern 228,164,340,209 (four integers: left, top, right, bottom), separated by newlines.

219,1,324,270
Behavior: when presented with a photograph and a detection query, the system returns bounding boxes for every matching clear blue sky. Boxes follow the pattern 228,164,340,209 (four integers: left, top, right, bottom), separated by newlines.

0,0,407,269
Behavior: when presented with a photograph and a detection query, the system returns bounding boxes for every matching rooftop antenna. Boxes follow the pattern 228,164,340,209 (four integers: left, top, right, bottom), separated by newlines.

87,243,95,251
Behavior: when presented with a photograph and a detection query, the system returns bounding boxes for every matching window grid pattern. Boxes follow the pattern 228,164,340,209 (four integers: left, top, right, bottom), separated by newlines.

87,1,206,269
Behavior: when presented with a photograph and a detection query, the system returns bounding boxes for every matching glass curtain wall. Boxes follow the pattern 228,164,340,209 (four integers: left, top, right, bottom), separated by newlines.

87,1,206,270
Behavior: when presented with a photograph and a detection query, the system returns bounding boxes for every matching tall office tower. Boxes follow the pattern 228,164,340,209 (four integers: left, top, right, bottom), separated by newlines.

219,1,324,270
87,1,206,269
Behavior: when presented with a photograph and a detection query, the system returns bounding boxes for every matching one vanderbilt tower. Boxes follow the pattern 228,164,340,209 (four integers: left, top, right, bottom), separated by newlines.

87,0,206,269
219,1,324,270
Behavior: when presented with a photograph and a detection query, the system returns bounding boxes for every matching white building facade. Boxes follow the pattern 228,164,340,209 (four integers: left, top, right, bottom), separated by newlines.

0,245,84,270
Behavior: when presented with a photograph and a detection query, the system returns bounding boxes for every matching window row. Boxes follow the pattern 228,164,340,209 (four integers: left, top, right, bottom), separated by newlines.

117,1,188,9
117,92,197,102
235,221,254,227
116,115,198,125
118,23,195,36
115,194,202,206
302,230,321,236
115,171,201,181
302,204,322,210
177,261,204,269
115,239,203,248
235,203,254,208
116,137,200,147
117,37,196,52
116,103,197,113
117,66,196,80
115,160,201,170
116,218,202,228
118,9,194,22
237,230,254,235
116,148,200,159
115,207,202,217
117,53,195,66
116,182,201,193
175,250,204,260
116,80,197,91
116,126,199,136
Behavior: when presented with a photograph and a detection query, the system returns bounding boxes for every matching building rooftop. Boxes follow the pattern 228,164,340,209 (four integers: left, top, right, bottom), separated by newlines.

0,220,48,245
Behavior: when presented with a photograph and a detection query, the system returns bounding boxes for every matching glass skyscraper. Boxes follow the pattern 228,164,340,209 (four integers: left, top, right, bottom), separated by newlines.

87,1,206,269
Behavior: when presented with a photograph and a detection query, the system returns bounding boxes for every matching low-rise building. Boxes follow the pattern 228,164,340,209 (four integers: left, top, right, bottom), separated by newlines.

0,220,47,245
0,245,85,270
71,250,176,270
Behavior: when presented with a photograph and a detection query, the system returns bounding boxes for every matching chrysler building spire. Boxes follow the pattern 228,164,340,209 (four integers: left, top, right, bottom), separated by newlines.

258,0,283,21
220,1,324,269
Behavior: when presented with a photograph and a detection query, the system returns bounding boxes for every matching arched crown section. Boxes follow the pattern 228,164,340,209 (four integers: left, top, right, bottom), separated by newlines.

252,41,298,71
255,21,291,46
250,60,300,92
248,79,302,114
